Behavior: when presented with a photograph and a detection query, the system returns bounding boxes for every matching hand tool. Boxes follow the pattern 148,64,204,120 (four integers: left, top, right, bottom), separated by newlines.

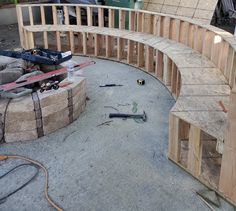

109,111,147,122
99,84,123,87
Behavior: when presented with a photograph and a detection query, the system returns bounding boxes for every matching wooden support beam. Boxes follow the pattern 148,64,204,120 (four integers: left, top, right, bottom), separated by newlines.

76,6,81,25
87,7,93,26
27,31,35,49
98,7,104,27
129,11,135,31
137,43,144,67
176,70,181,97
168,114,181,162
127,40,134,64
16,6,25,48
179,21,189,46
171,62,177,95
117,38,124,60
163,54,172,86
52,5,61,51
40,6,48,48
153,15,160,36
95,34,102,56
64,5,69,25
145,45,154,73
106,35,113,58
109,9,115,28
148,14,154,34
28,6,34,26
202,30,214,59
155,50,163,79
193,26,206,53
162,16,170,39
119,10,126,30
137,12,144,32
170,18,180,42
82,32,87,55
187,125,202,177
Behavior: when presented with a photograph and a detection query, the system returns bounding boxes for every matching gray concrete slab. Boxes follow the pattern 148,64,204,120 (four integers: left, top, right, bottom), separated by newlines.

0,57,234,211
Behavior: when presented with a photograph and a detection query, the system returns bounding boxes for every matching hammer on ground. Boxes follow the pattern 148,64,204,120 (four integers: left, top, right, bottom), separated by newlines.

109,111,147,122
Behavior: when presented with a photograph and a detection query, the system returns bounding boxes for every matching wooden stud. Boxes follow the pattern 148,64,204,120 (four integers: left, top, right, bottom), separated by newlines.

179,21,189,46
82,32,87,55
137,43,144,67
87,7,93,26
129,11,135,31
98,7,104,27
109,8,115,28
28,6,34,26
145,45,154,73
202,30,214,59
16,6,25,48
219,42,229,75
187,125,202,177
137,12,144,32
27,31,35,49
229,53,236,88
153,15,160,36
168,114,181,162
211,34,223,66
40,6,48,48
127,40,134,64
117,38,124,60
95,34,102,56
52,5,61,51
148,14,154,34
170,18,180,42
163,54,172,86
64,5,69,25
76,6,81,25
193,27,206,53
171,62,177,95
188,24,195,49
105,35,113,58
119,10,126,30
176,70,181,97
155,50,163,79
162,16,170,39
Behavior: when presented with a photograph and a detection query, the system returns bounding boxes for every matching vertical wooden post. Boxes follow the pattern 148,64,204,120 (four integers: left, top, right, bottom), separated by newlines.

28,6,34,26
82,32,87,55
176,70,181,97
40,6,48,48
137,12,144,32
98,7,104,27
106,35,113,58
117,38,124,60
137,43,144,67
52,5,61,51
170,18,180,42
64,6,74,53
163,55,172,86
129,11,135,31
95,34,102,56
202,30,214,59
76,6,81,25
87,7,93,26
162,16,170,39
171,62,177,96
127,40,134,64
155,50,163,79
109,9,115,28
168,114,181,162
27,31,35,49
179,21,189,46
16,6,25,48
148,14,154,34
119,10,126,30
145,45,154,73
187,125,202,177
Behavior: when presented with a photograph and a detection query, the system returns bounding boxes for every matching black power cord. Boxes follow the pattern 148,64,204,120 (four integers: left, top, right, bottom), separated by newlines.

0,163,39,204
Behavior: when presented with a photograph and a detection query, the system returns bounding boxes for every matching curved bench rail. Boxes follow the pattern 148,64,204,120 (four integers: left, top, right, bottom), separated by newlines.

16,4,236,205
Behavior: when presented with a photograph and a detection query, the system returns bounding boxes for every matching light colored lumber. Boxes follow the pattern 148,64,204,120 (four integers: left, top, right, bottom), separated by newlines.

137,42,144,67
87,7,93,26
145,45,154,72
119,10,126,30
109,8,114,28
28,6,34,26
98,7,104,27
76,6,81,25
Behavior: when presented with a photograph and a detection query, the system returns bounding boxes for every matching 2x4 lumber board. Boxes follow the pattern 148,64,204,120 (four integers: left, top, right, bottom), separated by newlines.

162,16,170,39
193,27,206,53
40,6,48,48
148,14,154,34
69,31,75,53
109,9,115,28
188,24,196,49
64,6,69,25
145,45,154,73
119,10,126,30
105,35,113,58
137,43,145,67
171,62,177,95
176,71,181,97
225,47,235,87
137,12,144,32
27,31,35,49
82,32,87,55
155,50,163,79
129,11,135,31
153,15,160,36
23,29,29,49
94,34,102,56
219,42,229,76
52,6,61,51
202,30,214,59
170,18,180,42
87,7,93,26
229,52,236,88
117,38,124,60
187,124,202,177
98,8,104,27
76,6,81,25
211,35,223,67
179,21,189,46
16,6,25,48
163,54,172,86
179,119,190,140
127,40,134,64
168,114,181,162
28,6,34,26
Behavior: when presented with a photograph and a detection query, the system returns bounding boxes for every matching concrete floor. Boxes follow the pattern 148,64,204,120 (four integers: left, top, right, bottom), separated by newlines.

0,57,234,211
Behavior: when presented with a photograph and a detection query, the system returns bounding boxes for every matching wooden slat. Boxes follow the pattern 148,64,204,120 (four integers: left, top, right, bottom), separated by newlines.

98,7,104,27
153,15,159,36
109,8,115,28
16,6,25,48
52,5,57,25
27,31,35,49
202,30,214,59
87,7,93,26
187,125,202,177
64,6,69,25
179,21,189,46
155,50,163,79
105,35,113,58
171,62,177,95
69,31,75,53
137,12,144,32
176,70,181,97
129,11,135,31
82,32,87,55
162,16,170,39
168,114,181,162
137,43,144,67
95,34,101,56
40,6,48,48
170,18,180,42
163,54,172,86
76,6,81,25
127,40,134,64
28,6,34,26
148,14,154,34
145,45,154,72
193,27,206,53
117,38,124,60
119,10,126,30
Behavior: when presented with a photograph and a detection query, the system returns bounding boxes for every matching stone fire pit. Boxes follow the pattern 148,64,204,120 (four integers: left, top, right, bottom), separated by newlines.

0,57,86,143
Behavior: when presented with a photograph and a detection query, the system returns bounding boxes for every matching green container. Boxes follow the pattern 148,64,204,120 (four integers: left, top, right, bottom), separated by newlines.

105,0,135,29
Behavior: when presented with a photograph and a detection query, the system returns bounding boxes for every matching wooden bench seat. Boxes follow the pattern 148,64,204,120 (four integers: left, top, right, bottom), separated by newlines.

23,24,231,141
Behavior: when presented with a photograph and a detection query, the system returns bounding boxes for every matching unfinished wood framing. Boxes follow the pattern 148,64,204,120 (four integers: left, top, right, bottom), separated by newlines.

16,4,236,206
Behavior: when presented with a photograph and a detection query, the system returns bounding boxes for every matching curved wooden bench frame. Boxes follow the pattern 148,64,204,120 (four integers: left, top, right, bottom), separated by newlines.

16,4,236,205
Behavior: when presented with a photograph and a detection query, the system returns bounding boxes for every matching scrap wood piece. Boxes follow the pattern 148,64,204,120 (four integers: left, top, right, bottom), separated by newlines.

96,120,113,127
218,100,227,113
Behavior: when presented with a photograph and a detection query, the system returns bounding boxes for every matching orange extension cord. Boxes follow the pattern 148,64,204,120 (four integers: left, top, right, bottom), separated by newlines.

0,155,63,211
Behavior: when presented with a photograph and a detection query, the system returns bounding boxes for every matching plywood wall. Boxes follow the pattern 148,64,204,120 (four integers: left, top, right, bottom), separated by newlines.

143,0,218,24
